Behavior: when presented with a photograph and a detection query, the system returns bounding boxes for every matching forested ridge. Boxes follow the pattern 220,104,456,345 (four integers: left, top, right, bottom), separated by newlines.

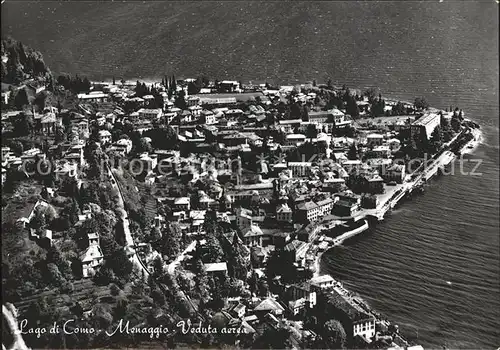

1,37,52,86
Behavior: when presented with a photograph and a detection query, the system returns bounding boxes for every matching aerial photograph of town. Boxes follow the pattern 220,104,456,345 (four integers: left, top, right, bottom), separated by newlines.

1,1,498,349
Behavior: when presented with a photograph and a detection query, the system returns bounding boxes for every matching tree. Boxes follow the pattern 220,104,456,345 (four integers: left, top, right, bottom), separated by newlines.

14,88,29,109
174,90,187,110
171,75,177,92
55,126,66,143
302,105,309,121
137,137,153,154
370,98,385,118
203,234,224,263
46,263,67,287
227,238,249,281
345,95,360,118
151,287,166,306
30,209,47,230
347,143,358,160
108,248,133,280
451,116,461,133
152,256,164,278
441,113,454,142
9,140,24,155
81,77,92,93
290,103,302,119
364,87,378,103
187,76,205,95
33,91,48,112
160,222,182,261
429,126,443,153
322,319,347,349
94,266,115,285
194,262,211,303
306,124,318,141
414,97,429,110
109,283,121,296
93,304,113,329
392,101,407,116
327,78,333,90
86,149,106,180
255,326,292,349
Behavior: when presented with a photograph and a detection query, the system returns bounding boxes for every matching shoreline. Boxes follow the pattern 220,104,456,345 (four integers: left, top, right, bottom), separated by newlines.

311,123,483,344
461,127,483,155
314,125,483,271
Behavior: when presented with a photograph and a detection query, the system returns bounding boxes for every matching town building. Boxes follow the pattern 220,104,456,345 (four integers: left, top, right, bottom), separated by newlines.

80,233,104,278
138,108,163,121
279,119,302,133
411,112,441,140
310,274,336,289
204,262,228,275
328,288,376,343
366,133,384,147
77,91,109,103
287,162,312,177
296,201,320,223
383,164,406,184
286,134,306,147
276,203,293,223
218,81,241,93
98,130,112,144
253,298,285,317
333,192,361,217
316,197,335,216
242,224,267,247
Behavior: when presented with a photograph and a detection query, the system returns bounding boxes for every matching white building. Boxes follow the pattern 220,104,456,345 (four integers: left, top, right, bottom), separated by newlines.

310,274,336,289
286,134,307,146
383,164,406,184
276,203,293,223
138,108,163,121
115,138,133,154
296,201,320,223
98,130,112,144
288,162,312,177
411,112,441,140
366,133,384,147
77,91,108,102
80,233,104,278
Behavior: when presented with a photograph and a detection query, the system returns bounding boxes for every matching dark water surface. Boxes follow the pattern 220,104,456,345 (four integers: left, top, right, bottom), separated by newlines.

2,1,499,348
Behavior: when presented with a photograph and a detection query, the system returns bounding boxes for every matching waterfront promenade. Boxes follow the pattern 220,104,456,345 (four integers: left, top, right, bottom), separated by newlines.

308,126,481,347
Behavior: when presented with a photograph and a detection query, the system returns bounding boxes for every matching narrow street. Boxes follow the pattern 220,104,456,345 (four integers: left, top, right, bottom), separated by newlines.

166,240,197,275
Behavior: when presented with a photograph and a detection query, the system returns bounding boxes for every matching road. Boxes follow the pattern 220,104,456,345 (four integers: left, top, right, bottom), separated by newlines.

166,241,197,275
3,304,30,350
106,165,149,280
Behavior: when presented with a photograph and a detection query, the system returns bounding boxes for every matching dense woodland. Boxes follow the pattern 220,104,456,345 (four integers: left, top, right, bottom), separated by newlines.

1,37,52,85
